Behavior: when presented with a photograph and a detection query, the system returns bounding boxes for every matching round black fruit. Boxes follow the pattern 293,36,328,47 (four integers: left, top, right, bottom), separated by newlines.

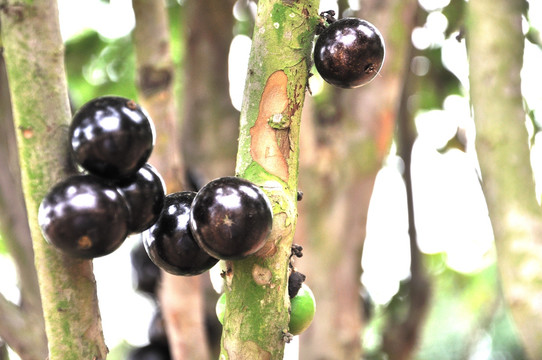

130,239,161,298
38,175,130,259
69,96,155,179
189,177,273,260
127,343,171,360
116,163,166,233
143,192,219,276
148,308,168,346
314,18,385,89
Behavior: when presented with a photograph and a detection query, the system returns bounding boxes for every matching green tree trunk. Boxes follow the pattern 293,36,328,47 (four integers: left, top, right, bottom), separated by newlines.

0,1,107,359
467,0,542,358
0,49,47,360
220,1,319,358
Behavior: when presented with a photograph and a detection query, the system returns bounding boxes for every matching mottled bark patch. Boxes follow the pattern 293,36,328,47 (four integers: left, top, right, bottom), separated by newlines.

250,71,289,182
252,264,273,286
226,340,271,360
138,65,173,97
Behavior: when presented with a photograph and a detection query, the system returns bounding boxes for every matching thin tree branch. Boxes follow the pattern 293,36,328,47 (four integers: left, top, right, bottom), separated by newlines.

382,29,431,360
0,293,46,360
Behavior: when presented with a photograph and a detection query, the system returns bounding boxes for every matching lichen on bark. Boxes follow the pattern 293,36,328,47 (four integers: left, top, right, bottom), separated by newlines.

220,0,320,359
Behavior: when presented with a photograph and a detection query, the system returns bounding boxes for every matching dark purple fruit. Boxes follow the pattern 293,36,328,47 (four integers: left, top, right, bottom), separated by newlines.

143,192,219,276
148,308,168,346
189,177,273,260
69,96,155,179
38,175,130,259
288,270,306,298
116,164,166,233
314,18,385,88
127,343,171,360
130,240,161,297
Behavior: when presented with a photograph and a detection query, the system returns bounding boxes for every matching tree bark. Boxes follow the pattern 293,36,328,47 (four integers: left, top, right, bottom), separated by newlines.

180,0,240,357
467,0,542,358
0,1,107,359
381,16,431,358
220,1,319,358
0,46,47,360
181,0,239,184
131,2,212,359
296,1,418,358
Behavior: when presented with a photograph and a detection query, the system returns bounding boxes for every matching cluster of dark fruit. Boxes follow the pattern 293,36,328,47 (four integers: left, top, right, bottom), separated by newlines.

38,96,274,278
313,11,385,89
38,96,165,259
143,175,273,276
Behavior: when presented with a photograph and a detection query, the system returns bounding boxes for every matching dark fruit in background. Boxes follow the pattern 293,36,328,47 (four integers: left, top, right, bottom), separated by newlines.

143,192,219,276
130,240,161,298
314,18,385,89
288,270,306,298
116,163,166,233
38,175,130,259
189,177,273,260
69,96,155,179
148,308,168,346
127,343,171,360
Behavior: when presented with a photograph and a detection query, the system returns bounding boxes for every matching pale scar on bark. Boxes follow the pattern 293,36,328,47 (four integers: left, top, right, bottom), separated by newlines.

250,70,289,182
252,264,273,286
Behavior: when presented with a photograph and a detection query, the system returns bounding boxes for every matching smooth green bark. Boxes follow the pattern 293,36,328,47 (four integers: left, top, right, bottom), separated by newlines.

0,1,107,359
467,0,542,358
220,1,319,358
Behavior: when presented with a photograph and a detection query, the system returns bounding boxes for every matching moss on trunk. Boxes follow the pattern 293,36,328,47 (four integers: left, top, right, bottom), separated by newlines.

220,1,319,359
0,1,107,359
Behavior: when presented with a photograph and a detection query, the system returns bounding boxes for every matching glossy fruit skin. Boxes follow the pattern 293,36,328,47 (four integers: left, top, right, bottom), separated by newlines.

69,96,155,179
289,283,316,335
38,175,130,259
130,239,161,298
143,192,219,276
189,177,273,260
116,163,166,233
127,343,171,360
314,18,385,89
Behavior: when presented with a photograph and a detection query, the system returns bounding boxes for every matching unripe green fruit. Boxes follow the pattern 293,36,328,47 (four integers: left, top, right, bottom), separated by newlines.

216,292,226,325
289,283,316,335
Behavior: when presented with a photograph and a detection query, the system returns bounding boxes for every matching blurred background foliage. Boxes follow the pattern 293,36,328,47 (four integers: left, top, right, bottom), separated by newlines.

1,0,542,358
